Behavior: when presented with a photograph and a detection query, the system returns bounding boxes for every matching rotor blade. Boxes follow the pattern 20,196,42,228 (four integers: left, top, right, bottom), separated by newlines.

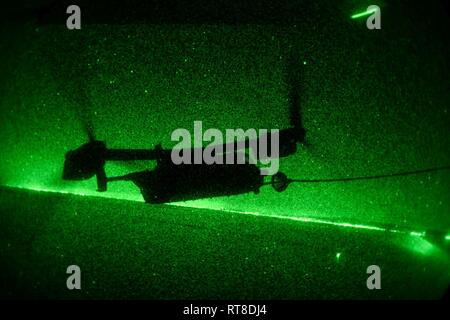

46,31,97,142
79,107,96,142
65,70,97,142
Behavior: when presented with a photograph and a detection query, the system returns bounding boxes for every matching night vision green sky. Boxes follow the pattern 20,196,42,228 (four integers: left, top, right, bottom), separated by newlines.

1,0,449,233
0,0,450,299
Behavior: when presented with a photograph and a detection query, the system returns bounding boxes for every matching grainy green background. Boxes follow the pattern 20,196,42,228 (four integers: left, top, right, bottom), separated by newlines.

0,0,449,299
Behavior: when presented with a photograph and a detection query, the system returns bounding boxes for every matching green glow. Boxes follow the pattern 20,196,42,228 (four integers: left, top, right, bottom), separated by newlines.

172,201,429,238
351,8,378,19
398,236,440,257
3,184,145,203
410,231,426,237
2,185,431,239
1,17,449,300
